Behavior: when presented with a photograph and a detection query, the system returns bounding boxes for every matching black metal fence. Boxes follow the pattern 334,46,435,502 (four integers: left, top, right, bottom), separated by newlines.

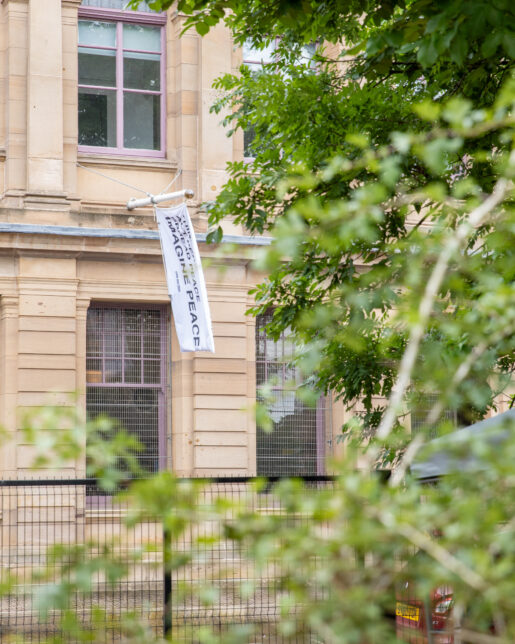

0,476,443,644
0,476,336,643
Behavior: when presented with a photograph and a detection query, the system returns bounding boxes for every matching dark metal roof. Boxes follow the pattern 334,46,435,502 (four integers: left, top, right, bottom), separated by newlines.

411,408,515,479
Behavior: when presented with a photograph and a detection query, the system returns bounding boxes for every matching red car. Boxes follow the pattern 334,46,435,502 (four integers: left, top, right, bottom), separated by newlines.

396,585,454,643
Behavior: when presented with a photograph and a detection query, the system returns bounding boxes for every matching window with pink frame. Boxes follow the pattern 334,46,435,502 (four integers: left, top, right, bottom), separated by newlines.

78,1,166,156
255,310,328,477
86,304,168,477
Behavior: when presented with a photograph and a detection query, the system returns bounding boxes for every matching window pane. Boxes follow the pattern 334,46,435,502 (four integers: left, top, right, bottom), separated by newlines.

79,88,116,147
105,359,122,383
244,126,256,157
86,306,167,485
123,92,160,150
143,333,160,356
243,40,275,64
300,43,317,65
86,358,103,383
255,311,327,476
86,386,160,476
143,310,161,333
125,334,141,357
124,359,141,383
81,0,154,11
124,52,160,90
79,48,116,87
144,360,161,384
79,20,116,47
124,309,142,333
257,397,320,477
123,24,161,51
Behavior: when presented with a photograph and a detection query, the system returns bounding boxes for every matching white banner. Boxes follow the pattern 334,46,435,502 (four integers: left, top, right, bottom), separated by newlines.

156,203,215,353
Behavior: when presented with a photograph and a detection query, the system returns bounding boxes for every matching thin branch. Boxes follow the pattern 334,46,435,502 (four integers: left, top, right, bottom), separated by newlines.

393,522,487,592
388,433,425,486
460,629,512,644
390,321,515,485
425,323,515,427
373,176,510,447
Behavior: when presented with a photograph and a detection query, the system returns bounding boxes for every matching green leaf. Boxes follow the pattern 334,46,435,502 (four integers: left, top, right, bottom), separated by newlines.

413,100,441,121
195,21,210,36
417,38,438,67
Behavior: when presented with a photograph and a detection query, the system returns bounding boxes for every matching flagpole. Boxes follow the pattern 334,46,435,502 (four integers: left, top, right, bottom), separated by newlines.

126,189,194,210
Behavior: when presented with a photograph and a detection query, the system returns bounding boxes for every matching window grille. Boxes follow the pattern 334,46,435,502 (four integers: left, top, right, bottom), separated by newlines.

411,393,458,439
86,305,168,476
255,311,328,476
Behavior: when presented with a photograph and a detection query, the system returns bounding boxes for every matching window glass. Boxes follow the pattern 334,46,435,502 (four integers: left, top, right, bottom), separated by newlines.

411,393,458,439
243,41,276,65
300,42,317,66
81,0,153,10
79,20,116,47
123,52,160,90
78,88,117,146
79,48,116,86
78,16,163,154
123,23,161,51
124,92,160,149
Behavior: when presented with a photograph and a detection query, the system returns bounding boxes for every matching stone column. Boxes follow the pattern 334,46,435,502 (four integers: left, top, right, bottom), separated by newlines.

1,0,29,208
25,0,66,203
75,296,90,478
0,294,19,474
169,13,200,211
62,0,82,211
198,22,234,205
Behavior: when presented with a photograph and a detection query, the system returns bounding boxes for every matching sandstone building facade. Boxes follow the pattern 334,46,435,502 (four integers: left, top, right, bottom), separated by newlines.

0,0,345,480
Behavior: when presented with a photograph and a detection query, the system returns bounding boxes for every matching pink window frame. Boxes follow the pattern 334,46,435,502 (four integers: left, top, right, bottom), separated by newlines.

78,6,167,158
86,302,169,472
255,313,326,475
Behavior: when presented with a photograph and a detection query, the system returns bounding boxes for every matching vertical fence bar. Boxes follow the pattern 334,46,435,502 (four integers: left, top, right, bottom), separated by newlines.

163,524,172,636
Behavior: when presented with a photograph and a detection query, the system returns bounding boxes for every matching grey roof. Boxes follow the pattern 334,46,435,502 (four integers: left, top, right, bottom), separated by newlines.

411,408,515,479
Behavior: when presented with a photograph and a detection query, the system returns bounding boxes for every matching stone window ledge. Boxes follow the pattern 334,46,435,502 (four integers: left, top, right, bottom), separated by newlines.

77,152,178,173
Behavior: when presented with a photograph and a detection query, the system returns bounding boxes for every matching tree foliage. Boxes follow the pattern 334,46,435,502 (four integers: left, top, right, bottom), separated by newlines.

6,3,515,643
130,0,515,432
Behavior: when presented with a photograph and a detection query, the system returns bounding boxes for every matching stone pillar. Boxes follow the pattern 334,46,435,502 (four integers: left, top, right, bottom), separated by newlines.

1,0,29,207
62,0,82,210
0,294,19,473
75,296,90,477
198,23,234,205
169,13,200,210
16,256,78,475
25,0,66,200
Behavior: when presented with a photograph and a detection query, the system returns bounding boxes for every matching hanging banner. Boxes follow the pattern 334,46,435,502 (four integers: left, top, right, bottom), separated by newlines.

156,203,215,353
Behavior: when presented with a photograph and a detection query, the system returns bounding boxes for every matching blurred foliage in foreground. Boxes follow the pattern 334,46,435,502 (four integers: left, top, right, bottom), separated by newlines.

4,1,515,641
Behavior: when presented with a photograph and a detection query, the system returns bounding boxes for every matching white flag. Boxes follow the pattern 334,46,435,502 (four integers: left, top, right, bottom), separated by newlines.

156,203,215,353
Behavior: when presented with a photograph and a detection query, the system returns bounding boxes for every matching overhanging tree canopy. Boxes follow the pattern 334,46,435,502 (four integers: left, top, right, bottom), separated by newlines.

132,0,515,437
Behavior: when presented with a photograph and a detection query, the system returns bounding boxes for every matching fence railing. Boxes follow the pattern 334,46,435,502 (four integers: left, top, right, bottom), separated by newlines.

0,476,337,643
0,475,440,644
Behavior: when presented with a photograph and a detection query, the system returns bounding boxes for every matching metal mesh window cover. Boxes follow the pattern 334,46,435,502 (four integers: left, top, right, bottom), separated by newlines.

86,305,168,478
256,311,328,477
411,393,457,439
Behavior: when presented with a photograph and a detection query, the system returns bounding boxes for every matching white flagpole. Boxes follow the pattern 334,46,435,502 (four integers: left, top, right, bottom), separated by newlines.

126,188,194,210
